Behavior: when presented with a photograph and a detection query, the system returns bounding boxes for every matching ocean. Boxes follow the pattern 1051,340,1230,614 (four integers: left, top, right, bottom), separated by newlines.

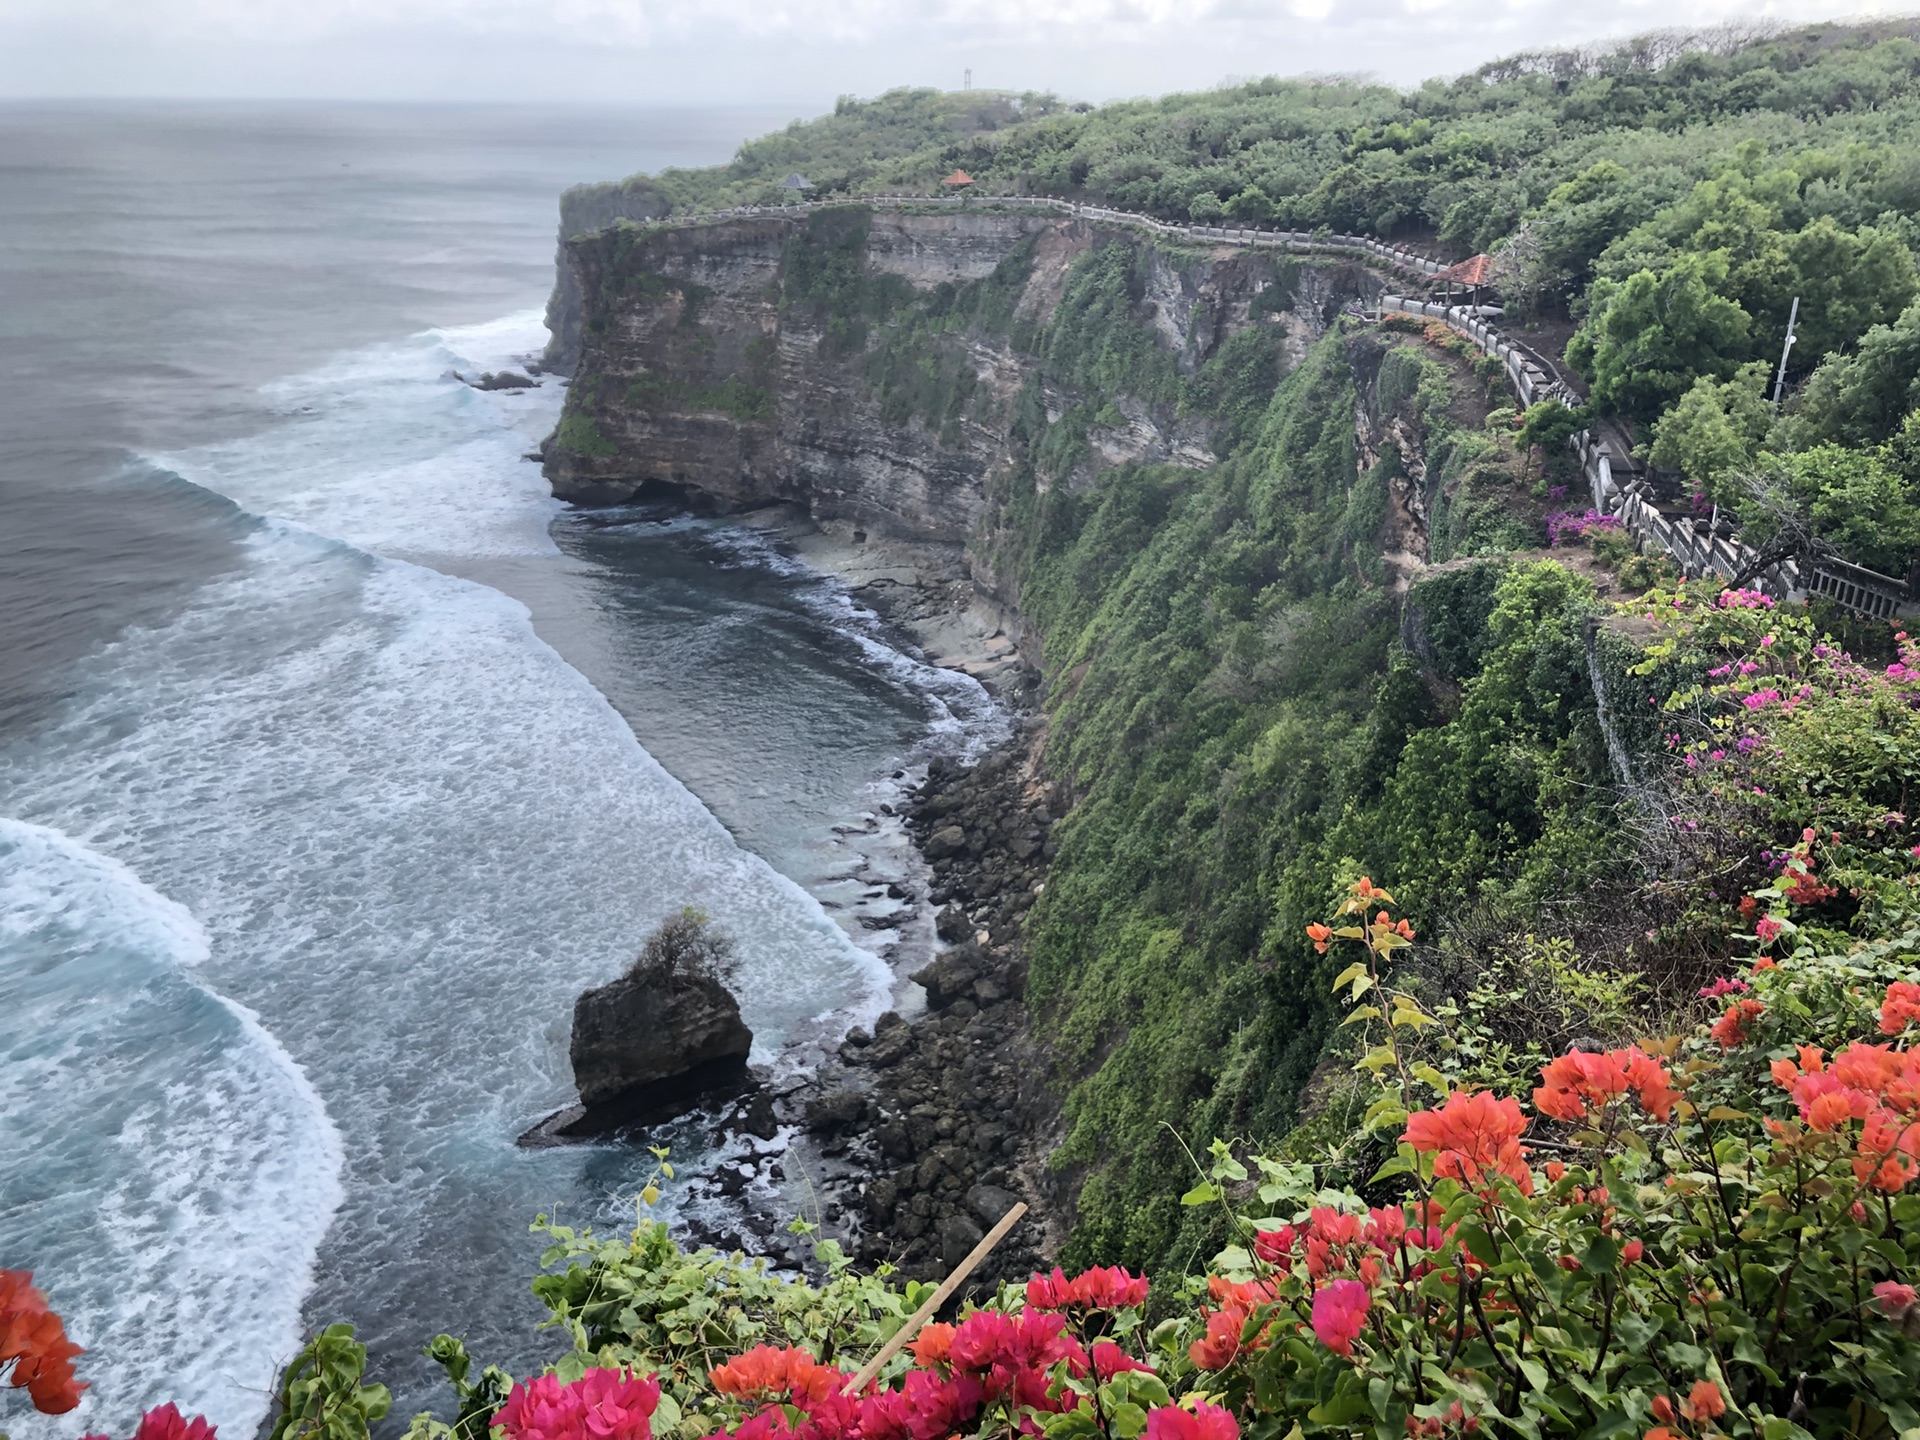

0,103,1000,1437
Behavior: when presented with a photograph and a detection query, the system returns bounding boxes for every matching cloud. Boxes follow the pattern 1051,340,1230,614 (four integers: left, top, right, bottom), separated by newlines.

5,0,1909,101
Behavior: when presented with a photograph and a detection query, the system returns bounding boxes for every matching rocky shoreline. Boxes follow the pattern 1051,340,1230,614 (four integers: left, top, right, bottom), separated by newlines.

641,514,1069,1287
803,727,1071,1285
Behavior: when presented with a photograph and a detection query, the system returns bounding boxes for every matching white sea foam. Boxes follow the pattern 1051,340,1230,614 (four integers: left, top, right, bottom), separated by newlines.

0,819,344,1440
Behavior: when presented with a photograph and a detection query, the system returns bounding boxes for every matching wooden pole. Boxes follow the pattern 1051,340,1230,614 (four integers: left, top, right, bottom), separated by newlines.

840,1203,1028,1396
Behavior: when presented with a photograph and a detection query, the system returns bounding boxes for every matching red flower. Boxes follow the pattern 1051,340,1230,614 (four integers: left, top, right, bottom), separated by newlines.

1023,1265,1147,1312
1144,1403,1238,1440
1252,1227,1296,1264
493,1370,660,1440
0,1271,86,1415
1621,1239,1644,1265
1755,914,1786,945
1882,982,1920,1036
1090,1342,1152,1381
1306,923,1333,954
908,1323,955,1370
1649,1396,1675,1424
131,1405,218,1440
1403,1091,1532,1194
897,1372,983,1440
1710,998,1765,1048
709,1348,840,1405
1186,1310,1242,1370
1310,1280,1369,1357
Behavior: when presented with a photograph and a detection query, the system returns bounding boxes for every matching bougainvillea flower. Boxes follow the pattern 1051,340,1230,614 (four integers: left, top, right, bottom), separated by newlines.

0,1271,86,1415
1856,1110,1920,1192
1089,1342,1153,1381
1679,1381,1725,1422
1649,1395,1675,1424
1403,1091,1533,1194
1876,1281,1918,1319
1023,1266,1147,1313
1187,1308,1243,1370
1621,1239,1644,1265
898,1371,984,1440
709,1347,840,1405
1310,1280,1370,1357
493,1369,660,1440
130,1404,218,1440
1144,1403,1238,1440
1710,998,1765,1048
1306,923,1332,954
848,1388,913,1440
1755,915,1786,944
1252,1226,1296,1263
907,1323,955,1370
1883,982,1920,1036
1533,1047,1678,1123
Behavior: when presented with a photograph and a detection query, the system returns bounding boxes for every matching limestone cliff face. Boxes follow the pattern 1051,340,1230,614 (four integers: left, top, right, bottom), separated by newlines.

542,206,1370,559
542,176,672,374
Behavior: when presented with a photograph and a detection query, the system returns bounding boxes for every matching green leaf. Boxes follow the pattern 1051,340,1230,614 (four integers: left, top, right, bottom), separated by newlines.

1182,1182,1224,1206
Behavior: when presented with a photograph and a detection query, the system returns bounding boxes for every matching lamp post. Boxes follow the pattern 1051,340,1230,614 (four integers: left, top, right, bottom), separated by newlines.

1772,295,1800,407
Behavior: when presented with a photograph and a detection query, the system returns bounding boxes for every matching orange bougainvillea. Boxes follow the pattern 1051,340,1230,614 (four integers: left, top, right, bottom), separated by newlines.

1533,1047,1680,1123
709,1347,842,1405
1710,998,1766,1048
0,1270,84,1415
1403,1091,1533,1195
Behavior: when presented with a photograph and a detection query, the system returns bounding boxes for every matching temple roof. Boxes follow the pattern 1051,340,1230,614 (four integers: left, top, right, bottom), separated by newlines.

941,170,974,186
1434,253,1494,286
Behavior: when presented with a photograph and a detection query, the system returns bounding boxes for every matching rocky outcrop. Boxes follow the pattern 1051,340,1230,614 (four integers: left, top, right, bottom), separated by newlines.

560,965,754,1134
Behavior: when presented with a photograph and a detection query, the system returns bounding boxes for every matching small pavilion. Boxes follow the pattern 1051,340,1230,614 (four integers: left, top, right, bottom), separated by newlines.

777,174,813,195
1431,253,1495,310
941,170,974,190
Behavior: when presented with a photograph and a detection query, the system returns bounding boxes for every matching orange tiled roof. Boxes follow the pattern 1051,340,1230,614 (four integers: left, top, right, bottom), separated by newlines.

941,170,974,186
1434,253,1494,286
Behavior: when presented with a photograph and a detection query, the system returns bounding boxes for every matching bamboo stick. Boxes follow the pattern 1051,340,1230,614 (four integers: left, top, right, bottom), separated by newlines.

840,1202,1028,1396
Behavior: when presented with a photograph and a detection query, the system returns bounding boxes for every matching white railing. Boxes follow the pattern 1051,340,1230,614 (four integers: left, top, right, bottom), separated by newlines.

1569,431,1912,619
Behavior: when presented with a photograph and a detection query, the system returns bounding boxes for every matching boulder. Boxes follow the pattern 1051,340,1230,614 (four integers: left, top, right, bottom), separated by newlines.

924,825,969,859
939,1212,986,1267
562,964,753,1133
912,944,983,1009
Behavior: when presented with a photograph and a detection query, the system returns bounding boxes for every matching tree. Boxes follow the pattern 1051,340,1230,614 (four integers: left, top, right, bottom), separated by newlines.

1778,300,1920,448
1646,360,1772,498
631,907,736,983
1223,187,1276,224
1567,251,1751,422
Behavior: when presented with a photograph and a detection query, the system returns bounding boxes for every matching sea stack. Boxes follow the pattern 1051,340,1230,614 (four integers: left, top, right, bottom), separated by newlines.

551,957,754,1137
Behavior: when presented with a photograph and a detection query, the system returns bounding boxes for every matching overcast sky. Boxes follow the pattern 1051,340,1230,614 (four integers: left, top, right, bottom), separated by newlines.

3,0,1911,109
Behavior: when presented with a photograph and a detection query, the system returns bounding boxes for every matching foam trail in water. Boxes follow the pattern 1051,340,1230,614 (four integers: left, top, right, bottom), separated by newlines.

0,819,344,1440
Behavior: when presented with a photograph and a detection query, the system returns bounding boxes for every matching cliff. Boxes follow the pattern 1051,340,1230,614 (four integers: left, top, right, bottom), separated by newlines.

542,205,1376,564
541,176,672,374
542,204,1552,1270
